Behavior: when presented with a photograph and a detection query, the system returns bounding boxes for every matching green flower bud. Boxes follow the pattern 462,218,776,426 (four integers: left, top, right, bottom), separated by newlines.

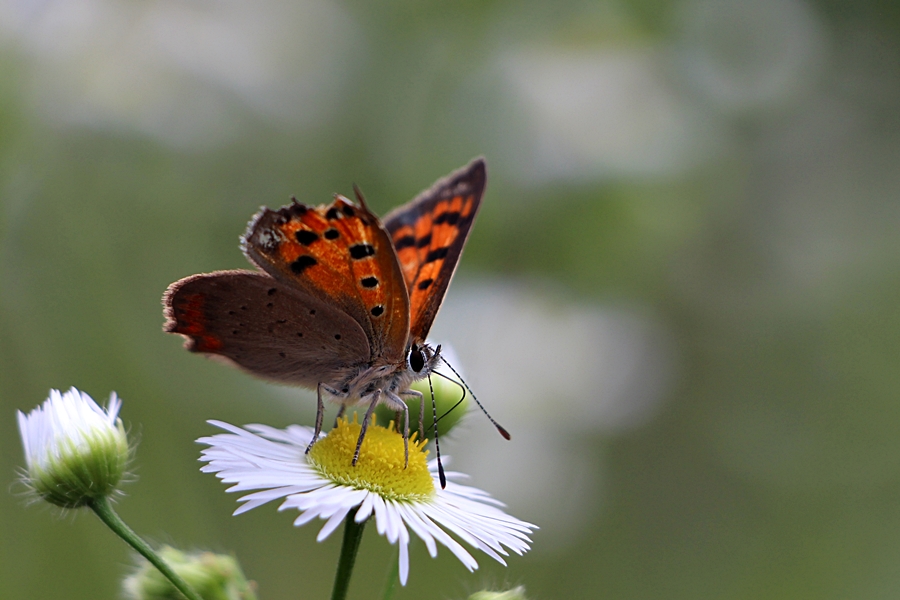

374,359,470,439
123,546,256,600
17,388,130,508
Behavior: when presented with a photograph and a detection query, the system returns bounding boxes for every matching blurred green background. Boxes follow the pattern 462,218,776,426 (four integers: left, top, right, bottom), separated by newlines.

3,0,900,598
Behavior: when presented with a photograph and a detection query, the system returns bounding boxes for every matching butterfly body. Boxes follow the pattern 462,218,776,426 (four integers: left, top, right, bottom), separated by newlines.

164,159,486,463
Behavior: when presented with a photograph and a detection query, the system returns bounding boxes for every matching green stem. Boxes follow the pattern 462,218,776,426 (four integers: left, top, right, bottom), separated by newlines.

331,508,368,600
380,551,400,600
89,496,203,600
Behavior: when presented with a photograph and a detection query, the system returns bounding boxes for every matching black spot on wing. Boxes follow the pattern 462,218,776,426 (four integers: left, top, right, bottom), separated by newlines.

291,255,318,273
295,229,319,245
361,276,379,288
417,278,433,290
434,211,460,225
394,235,415,250
342,205,355,217
371,305,384,317
424,247,449,263
326,207,341,220
324,228,340,240
349,244,375,259
416,234,432,248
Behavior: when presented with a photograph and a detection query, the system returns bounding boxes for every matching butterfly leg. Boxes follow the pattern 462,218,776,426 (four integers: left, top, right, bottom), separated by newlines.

419,395,424,440
400,389,425,440
352,390,382,466
333,404,347,428
403,377,446,488
306,382,327,455
386,390,411,468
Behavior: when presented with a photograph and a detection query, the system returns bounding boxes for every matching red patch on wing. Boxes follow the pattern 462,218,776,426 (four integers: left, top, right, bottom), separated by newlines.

169,292,224,352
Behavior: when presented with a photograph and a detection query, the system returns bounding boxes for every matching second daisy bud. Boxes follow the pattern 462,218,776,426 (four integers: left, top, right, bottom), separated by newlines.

123,546,257,600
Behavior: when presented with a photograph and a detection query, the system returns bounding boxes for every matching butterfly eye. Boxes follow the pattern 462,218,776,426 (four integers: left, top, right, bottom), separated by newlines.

409,345,426,373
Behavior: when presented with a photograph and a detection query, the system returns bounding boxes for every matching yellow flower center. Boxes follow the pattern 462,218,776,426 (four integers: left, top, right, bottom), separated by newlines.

308,417,435,502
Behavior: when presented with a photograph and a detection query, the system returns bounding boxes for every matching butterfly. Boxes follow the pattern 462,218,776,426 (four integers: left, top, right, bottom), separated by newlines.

163,158,501,485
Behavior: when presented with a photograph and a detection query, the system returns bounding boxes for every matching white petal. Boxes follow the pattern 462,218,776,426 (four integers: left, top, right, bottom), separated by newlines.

293,509,322,527
398,521,410,586
317,507,352,541
382,500,402,544
355,492,375,522
395,503,437,557
408,505,479,570
371,494,388,536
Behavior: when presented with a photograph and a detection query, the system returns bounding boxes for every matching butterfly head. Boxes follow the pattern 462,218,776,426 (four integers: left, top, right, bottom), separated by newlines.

408,342,441,377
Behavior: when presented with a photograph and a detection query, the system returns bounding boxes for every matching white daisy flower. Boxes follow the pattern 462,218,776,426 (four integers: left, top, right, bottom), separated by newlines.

198,418,536,585
17,387,129,508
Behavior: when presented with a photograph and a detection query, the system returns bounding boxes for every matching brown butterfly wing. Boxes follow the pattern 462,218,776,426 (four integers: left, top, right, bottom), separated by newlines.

163,271,370,386
241,196,410,365
382,158,486,343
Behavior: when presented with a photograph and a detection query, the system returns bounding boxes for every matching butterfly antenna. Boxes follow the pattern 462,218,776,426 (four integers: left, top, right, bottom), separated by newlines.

428,372,447,488
438,356,511,440
430,370,467,426
352,184,371,211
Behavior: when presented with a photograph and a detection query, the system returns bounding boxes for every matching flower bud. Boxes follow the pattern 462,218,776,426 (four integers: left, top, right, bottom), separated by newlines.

123,546,256,600
17,388,129,508
375,344,470,438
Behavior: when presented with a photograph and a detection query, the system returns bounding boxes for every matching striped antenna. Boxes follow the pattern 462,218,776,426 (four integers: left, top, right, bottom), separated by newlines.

437,356,510,440
427,372,446,488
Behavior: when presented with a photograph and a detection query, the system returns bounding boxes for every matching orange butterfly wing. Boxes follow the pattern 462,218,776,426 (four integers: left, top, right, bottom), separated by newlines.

242,195,410,364
382,158,486,343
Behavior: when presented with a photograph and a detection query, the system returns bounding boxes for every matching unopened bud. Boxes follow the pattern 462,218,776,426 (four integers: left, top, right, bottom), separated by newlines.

17,388,129,508
123,546,256,600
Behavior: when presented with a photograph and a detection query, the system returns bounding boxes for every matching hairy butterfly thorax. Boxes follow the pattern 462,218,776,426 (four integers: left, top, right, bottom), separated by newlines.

163,159,506,486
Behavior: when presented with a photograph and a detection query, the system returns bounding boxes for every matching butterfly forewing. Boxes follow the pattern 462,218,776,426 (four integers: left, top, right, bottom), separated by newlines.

163,271,370,386
242,196,410,364
382,158,486,342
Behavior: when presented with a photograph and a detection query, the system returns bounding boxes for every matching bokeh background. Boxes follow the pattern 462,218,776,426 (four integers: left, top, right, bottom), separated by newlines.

3,0,900,598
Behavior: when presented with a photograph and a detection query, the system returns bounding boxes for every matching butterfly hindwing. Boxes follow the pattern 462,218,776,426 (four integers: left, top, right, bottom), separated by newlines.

163,270,370,386
382,158,486,343
241,196,410,364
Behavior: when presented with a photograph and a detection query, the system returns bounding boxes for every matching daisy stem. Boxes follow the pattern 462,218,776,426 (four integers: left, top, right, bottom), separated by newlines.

380,551,400,600
88,496,203,600
331,508,368,600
